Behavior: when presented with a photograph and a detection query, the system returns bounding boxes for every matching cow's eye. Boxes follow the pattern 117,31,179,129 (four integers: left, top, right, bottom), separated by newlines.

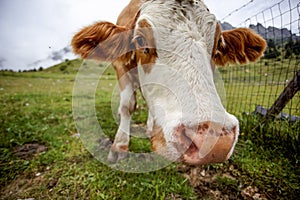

136,36,146,47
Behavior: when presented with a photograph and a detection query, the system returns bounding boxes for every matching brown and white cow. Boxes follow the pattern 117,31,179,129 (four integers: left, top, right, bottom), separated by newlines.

72,0,266,165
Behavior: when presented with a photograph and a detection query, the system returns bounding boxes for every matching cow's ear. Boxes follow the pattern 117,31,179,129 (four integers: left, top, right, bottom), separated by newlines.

71,22,132,61
214,28,267,66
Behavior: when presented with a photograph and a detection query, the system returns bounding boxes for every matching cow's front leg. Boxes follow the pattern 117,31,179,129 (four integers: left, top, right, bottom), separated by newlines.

108,82,137,163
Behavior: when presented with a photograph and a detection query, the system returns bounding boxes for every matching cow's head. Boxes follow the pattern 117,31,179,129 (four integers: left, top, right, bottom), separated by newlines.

72,0,267,165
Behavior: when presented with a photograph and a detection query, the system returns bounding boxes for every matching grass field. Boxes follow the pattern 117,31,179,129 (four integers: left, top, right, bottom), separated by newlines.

220,58,300,117
0,59,299,199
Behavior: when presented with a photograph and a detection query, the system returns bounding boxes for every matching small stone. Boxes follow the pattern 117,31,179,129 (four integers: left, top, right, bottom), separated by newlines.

35,172,41,177
200,170,206,177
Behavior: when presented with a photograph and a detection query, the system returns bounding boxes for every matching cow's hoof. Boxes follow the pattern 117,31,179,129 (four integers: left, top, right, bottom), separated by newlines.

108,149,129,163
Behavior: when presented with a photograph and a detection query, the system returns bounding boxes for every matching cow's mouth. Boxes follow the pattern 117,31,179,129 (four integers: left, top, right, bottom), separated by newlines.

174,122,238,165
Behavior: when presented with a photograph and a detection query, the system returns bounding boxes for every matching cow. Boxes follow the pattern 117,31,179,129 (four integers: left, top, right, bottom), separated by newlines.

71,0,267,165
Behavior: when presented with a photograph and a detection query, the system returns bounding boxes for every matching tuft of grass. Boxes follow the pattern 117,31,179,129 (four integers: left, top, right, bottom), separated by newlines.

230,140,300,199
238,113,300,163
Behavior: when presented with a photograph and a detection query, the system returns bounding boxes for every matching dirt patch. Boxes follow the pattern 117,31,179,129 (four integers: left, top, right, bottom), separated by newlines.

1,175,45,199
177,164,268,200
13,143,48,160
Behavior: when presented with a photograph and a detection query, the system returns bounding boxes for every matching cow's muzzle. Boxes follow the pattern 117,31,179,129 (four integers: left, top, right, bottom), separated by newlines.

173,122,238,165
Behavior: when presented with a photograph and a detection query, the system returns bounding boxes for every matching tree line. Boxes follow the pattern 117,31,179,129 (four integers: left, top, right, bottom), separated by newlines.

265,38,300,59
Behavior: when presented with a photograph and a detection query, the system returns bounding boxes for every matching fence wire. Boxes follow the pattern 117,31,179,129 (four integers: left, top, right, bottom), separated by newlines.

220,0,300,119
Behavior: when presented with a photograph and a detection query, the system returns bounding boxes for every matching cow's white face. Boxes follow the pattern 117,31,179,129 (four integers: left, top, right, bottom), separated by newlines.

132,0,239,164
71,0,266,165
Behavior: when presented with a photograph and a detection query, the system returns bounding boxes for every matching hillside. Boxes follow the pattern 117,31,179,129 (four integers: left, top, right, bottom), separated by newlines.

42,59,116,78
43,59,82,74
221,22,299,43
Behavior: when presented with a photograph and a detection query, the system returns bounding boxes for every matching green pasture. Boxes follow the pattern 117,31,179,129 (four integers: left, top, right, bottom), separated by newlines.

0,59,299,199
220,58,300,116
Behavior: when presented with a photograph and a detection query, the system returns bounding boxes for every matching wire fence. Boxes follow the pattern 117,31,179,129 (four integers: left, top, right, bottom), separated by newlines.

220,0,300,119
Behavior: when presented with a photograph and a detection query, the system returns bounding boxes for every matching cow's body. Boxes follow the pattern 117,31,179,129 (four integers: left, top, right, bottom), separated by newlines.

117,0,141,27
72,0,267,165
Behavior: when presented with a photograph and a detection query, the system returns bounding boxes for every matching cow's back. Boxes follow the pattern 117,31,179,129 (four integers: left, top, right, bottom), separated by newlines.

117,0,141,27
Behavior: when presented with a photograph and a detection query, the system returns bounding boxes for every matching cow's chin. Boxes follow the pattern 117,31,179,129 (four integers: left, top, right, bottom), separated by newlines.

172,122,238,165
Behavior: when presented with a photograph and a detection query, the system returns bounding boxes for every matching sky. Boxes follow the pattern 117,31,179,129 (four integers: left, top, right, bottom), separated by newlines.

0,0,297,71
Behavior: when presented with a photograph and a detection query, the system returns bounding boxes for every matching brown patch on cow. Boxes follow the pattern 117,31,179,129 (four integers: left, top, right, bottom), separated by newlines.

119,145,129,151
110,144,129,152
134,19,158,74
212,23,222,57
214,28,267,66
198,122,210,133
113,58,138,91
211,23,222,71
113,5,141,90
202,123,209,130
150,125,166,153
117,0,141,27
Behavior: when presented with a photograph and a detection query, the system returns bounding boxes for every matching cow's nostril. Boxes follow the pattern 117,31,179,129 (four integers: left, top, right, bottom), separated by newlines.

180,127,192,145
181,127,186,136
144,48,150,54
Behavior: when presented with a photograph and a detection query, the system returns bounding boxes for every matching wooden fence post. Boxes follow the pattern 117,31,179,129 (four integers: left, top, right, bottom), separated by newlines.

266,70,300,120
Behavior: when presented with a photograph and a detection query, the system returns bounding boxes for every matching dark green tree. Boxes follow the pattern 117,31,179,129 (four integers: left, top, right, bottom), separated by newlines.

265,39,280,59
284,38,294,58
292,39,300,55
